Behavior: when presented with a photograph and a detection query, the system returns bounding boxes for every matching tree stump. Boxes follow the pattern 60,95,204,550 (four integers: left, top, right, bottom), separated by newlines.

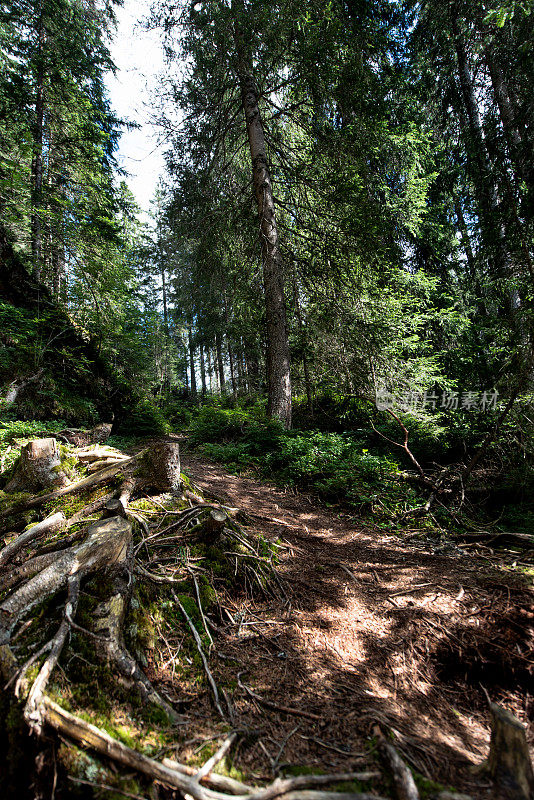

140,442,181,492
5,438,70,493
102,499,128,519
479,703,534,799
60,423,112,446
201,509,227,542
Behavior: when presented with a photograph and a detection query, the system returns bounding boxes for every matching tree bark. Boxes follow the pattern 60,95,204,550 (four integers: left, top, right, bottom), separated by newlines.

5,438,70,493
228,337,237,397
31,8,45,283
485,51,532,197
141,442,181,492
450,14,531,336
478,703,534,800
199,342,207,395
232,5,291,427
207,347,214,393
189,327,197,395
216,332,226,393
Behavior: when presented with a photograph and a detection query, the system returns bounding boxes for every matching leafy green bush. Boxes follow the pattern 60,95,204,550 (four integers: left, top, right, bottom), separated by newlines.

191,406,400,505
189,406,252,444
162,400,192,428
116,398,170,436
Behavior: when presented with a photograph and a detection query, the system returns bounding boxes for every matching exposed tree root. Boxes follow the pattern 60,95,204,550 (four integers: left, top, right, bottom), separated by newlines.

39,697,383,800
374,726,420,800
0,511,66,568
0,437,299,796
24,574,80,733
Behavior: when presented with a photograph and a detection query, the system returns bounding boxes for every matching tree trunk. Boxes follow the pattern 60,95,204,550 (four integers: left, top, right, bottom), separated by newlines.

140,442,181,492
216,332,226,393
161,258,170,391
293,277,313,414
477,703,534,800
485,51,532,197
232,6,291,427
228,338,237,398
5,438,70,493
236,343,244,391
207,347,214,393
31,10,45,283
199,343,207,395
188,327,197,395
451,17,526,330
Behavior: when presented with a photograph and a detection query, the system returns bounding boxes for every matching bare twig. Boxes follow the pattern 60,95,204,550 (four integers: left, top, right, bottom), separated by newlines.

237,673,322,721
195,733,238,782
173,590,225,719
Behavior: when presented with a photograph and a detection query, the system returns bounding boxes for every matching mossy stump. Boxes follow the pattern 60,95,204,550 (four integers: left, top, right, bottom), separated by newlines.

477,703,534,799
5,438,70,493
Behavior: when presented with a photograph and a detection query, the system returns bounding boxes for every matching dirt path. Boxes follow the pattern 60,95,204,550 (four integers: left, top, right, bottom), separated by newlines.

177,449,533,796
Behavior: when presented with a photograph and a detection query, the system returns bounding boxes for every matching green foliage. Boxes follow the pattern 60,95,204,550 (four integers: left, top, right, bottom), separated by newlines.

189,405,255,444
190,405,400,506
116,397,170,436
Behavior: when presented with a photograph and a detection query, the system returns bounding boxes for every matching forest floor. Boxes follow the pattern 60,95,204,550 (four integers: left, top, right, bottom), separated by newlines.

158,443,534,798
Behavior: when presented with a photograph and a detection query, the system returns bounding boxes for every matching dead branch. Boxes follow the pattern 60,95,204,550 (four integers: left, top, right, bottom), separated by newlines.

40,698,383,800
194,732,238,782
174,590,225,718
371,408,429,483
0,511,66,567
237,673,322,722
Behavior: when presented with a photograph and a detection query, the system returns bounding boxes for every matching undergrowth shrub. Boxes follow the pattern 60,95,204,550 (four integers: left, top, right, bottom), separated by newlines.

190,406,400,505
115,398,169,436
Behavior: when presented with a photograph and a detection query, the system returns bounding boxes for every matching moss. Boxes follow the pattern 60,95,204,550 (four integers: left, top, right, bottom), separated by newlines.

205,544,233,578
283,765,325,776
0,489,32,510
139,703,173,728
412,772,456,799
214,758,249,784
129,497,160,512
175,593,204,628
198,575,217,611
59,741,154,800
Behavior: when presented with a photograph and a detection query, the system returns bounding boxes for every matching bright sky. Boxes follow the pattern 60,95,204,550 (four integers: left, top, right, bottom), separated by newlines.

106,0,167,219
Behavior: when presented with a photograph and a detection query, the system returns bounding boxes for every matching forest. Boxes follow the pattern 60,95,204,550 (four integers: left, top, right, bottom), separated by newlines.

0,0,533,797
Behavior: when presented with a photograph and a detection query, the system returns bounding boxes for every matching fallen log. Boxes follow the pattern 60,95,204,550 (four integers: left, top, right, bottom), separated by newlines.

57,423,112,446
76,445,127,463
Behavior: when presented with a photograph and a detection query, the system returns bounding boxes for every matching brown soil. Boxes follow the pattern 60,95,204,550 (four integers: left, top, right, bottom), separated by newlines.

157,448,534,797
